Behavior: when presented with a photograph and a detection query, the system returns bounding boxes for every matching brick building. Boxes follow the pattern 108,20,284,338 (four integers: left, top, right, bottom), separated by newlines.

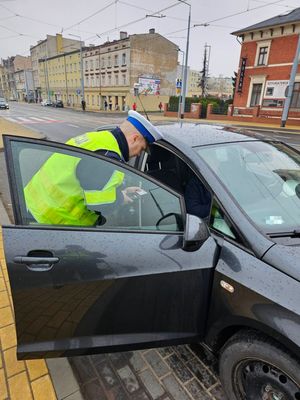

231,7,300,123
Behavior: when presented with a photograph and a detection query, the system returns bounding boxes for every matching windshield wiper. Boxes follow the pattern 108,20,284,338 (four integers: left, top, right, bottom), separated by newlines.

269,230,300,238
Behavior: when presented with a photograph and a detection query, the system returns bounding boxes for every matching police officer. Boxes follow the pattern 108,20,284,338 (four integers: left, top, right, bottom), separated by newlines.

24,111,163,226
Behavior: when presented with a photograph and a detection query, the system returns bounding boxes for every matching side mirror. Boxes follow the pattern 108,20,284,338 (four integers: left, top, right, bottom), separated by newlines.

183,214,210,251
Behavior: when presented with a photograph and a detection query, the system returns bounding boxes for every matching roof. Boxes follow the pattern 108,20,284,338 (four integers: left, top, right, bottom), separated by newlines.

232,7,300,36
157,123,257,147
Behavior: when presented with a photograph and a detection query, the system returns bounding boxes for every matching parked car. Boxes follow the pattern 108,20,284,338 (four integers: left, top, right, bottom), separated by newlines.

52,100,64,108
2,124,300,400
0,98,9,109
41,99,53,106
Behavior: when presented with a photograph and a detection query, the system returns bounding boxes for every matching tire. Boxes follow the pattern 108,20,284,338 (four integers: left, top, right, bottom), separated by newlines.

219,330,300,400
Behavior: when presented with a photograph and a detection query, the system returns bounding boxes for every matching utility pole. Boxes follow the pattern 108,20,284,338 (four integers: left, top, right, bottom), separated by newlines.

281,34,300,127
178,0,191,119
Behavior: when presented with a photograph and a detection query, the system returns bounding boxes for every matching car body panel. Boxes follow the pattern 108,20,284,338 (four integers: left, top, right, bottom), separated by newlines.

205,239,300,358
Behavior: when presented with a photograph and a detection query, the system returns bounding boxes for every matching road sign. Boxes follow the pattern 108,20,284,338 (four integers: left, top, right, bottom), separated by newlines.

176,79,182,89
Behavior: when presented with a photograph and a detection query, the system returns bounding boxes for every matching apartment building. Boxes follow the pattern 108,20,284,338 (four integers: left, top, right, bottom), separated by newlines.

83,29,178,111
1,55,32,100
31,34,82,102
39,49,82,105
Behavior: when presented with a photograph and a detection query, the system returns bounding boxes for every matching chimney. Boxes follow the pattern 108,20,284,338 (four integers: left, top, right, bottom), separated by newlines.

149,28,155,34
120,31,127,40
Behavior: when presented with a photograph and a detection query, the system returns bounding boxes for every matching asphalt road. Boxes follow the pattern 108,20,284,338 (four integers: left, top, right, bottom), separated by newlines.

1,102,125,142
2,102,300,148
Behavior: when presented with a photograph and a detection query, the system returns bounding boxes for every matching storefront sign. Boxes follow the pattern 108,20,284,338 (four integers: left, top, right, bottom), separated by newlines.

237,58,247,93
264,80,289,98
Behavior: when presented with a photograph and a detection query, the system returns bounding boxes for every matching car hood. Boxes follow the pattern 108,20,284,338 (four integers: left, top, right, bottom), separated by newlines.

262,243,300,281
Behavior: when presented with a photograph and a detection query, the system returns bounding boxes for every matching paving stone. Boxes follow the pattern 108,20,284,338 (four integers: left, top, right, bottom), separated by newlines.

209,384,227,400
117,365,140,394
162,374,190,400
128,352,146,373
164,354,193,383
175,345,194,363
139,369,165,399
95,361,119,388
82,378,106,399
143,350,169,378
130,391,150,400
69,356,97,384
109,352,128,370
189,344,218,369
157,347,175,359
186,359,217,390
185,379,212,400
90,353,108,366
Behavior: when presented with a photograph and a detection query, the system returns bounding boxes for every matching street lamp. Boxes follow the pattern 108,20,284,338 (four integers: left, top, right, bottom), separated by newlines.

178,0,191,119
69,34,85,104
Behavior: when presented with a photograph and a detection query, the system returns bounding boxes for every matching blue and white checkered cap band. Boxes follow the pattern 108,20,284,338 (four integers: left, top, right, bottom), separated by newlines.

127,110,163,143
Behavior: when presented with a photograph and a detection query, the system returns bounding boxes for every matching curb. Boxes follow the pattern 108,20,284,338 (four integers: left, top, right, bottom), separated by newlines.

0,197,84,400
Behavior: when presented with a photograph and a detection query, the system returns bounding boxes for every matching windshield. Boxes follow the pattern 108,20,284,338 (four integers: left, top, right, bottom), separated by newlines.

196,141,300,235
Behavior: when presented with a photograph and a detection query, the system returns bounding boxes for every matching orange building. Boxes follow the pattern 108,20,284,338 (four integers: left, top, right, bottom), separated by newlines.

231,7,300,124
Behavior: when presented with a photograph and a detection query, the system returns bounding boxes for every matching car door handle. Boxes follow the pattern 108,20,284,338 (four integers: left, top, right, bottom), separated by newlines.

13,256,59,272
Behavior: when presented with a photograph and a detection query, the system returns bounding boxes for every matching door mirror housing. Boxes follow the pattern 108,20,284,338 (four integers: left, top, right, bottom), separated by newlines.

183,214,210,251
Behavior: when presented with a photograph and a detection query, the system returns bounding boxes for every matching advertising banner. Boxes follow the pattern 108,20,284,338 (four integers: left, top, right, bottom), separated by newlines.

138,77,161,95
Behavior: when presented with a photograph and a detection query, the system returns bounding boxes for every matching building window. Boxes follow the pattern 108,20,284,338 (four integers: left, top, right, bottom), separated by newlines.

122,74,126,85
90,60,94,70
114,55,118,66
122,53,126,65
257,46,268,66
291,82,300,109
108,75,112,86
95,59,99,69
92,95,95,105
250,83,263,106
85,61,88,71
108,56,111,67
101,57,105,68
115,74,119,85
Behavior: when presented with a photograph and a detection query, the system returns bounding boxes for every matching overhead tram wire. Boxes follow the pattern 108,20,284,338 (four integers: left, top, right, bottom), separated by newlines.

162,0,286,38
62,1,116,32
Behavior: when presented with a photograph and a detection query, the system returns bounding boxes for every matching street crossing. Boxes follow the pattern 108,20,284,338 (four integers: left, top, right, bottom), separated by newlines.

3,116,61,124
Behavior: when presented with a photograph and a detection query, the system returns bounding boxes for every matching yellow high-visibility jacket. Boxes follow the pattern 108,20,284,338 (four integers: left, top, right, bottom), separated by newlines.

24,131,125,226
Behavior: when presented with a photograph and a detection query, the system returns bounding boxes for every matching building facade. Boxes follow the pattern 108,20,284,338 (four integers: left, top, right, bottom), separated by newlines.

39,49,82,105
31,34,82,102
1,55,32,100
83,30,178,111
14,69,34,102
232,7,300,121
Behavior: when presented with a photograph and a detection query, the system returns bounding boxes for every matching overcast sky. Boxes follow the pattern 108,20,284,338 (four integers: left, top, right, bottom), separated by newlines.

0,0,298,77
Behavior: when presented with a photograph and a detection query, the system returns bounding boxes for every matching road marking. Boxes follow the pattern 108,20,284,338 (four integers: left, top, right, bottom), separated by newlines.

68,124,80,128
4,116,60,124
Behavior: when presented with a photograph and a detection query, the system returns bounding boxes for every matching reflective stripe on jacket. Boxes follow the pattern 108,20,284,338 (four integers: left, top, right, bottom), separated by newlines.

24,131,125,226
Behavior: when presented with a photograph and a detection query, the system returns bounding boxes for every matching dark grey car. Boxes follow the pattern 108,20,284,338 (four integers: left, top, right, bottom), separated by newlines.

2,123,300,400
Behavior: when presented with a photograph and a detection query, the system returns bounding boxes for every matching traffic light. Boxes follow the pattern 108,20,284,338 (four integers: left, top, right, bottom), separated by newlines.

232,71,238,93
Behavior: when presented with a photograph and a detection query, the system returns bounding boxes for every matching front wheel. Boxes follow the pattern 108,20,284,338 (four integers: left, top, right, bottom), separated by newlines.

219,330,300,400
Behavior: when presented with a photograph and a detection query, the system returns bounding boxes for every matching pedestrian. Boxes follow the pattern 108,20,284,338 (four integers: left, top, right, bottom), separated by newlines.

158,102,163,112
109,101,112,111
24,111,164,227
132,102,137,111
81,99,86,111
104,100,108,111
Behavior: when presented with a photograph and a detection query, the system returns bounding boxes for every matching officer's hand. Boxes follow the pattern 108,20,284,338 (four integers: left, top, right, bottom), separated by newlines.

122,186,141,204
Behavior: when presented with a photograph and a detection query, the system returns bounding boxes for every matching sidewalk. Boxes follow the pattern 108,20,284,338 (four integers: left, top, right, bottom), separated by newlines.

0,117,83,400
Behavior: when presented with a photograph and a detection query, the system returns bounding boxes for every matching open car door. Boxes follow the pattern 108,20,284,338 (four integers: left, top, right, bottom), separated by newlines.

2,135,218,359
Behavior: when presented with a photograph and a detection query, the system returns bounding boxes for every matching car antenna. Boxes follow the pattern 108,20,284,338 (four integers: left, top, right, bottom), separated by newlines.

137,93,150,121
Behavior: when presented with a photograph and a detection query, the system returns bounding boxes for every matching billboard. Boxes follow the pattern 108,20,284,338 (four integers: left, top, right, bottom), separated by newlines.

138,77,161,95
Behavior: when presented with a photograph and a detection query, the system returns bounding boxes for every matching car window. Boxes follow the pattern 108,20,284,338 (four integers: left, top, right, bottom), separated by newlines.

8,139,184,232
209,200,237,240
196,141,300,235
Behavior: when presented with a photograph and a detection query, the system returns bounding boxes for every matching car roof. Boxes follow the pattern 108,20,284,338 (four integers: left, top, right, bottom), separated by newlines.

157,123,258,147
